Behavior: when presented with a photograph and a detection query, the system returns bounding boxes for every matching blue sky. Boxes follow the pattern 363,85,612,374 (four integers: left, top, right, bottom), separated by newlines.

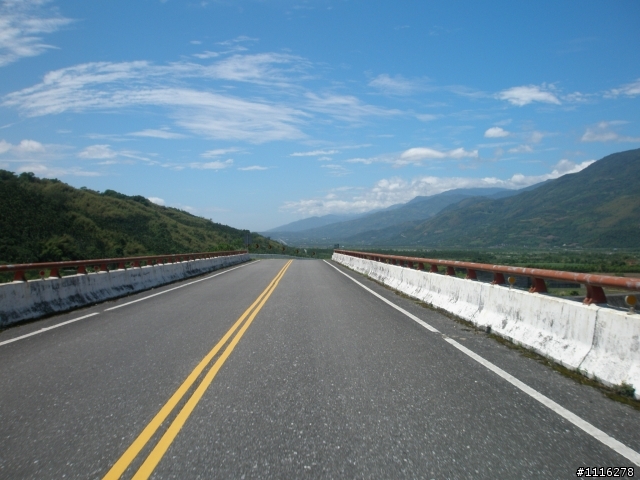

1,0,639,231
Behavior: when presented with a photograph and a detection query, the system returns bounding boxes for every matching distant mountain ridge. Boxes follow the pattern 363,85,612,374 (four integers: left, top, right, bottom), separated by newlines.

270,186,527,245
351,148,640,248
265,213,365,233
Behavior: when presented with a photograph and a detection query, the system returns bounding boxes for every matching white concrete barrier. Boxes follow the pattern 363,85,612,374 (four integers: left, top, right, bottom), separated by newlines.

0,254,250,327
333,253,640,398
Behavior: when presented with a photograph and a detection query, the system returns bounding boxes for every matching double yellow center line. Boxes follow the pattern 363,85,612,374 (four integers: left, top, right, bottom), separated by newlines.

104,260,293,480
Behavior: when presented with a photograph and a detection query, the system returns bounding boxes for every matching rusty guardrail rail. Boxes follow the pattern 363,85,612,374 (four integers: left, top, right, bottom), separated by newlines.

335,249,640,305
0,250,248,283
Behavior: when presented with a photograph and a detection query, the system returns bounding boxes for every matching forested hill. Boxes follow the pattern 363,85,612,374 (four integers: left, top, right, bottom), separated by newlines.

0,170,261,263
392,148,640,248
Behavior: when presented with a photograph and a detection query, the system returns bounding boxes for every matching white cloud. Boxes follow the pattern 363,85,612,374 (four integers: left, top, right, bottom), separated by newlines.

129,129,186,139
148,197,165,206
508,145,533,154
399,147,478,163
607,78,640,97
484,127,510,138
345,147,478,167
317,156,332,162
416,114,438,122
193,50,219,59
78,144,117,159
528,131,545,144
321,164,349,176
0,138,46,155
0,0,73,67
496,84,561,106
0,139,10,154
14,139,45,153
190,159,234,170
283,159,595,216
238,165,268,171
290,149,338,157
368,74,421,95
201,148,239,157
581,121,640,142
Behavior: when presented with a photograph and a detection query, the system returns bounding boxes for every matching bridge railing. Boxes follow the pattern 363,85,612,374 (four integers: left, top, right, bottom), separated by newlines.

0,250,248,283
335,249,640,305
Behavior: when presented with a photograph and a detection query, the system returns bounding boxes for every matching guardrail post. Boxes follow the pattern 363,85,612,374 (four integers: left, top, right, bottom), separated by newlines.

584,285,607,305
118,261,126,270
101,263,108,272
446,266,456,276
418,262,425,270
430,264,439,273
49,268,60,278
77,266,87,275
13,270,26,282
529,278,547,293
466,268,477,280
492,273,506,285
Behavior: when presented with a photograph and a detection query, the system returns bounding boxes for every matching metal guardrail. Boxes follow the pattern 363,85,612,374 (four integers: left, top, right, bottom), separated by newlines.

0,250,248,283
335,249,640,305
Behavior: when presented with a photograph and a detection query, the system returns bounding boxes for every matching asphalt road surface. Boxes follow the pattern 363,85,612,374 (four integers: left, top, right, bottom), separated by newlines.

1,259,639,479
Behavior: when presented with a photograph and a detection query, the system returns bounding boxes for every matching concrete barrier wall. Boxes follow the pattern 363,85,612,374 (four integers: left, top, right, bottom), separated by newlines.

333,253,640,398
0,254,250,327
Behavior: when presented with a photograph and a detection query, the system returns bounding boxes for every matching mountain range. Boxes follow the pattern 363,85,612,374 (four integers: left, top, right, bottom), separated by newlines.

266,148,640,249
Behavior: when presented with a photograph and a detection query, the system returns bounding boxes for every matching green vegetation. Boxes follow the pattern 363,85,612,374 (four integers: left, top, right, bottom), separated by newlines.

0,170,278,264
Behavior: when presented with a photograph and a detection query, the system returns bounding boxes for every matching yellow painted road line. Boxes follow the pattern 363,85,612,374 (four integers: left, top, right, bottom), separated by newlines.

103,260,292,480
131,259,292,479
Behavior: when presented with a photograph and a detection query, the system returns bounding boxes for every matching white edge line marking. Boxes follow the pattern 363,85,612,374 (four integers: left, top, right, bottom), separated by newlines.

324,259,640,466
323,260,439,332
104,260,258,312
445,338,640,466
0,313,99,347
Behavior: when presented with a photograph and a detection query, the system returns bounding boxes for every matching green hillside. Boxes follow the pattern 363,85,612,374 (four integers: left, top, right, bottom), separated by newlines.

0,170,268,263
392,148,640,248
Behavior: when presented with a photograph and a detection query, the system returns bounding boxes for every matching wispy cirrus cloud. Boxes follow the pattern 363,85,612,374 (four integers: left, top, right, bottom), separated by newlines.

129,128,186,139
201,148,240,157
607,78,640,98
78,144,150,162
0,0,73,67
3,61,309,143
304,93,402,123
283,159,594,216
368,73,424,96
238,165,268,171
290,149,339,157
204,53,310,85
189,159,234,170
